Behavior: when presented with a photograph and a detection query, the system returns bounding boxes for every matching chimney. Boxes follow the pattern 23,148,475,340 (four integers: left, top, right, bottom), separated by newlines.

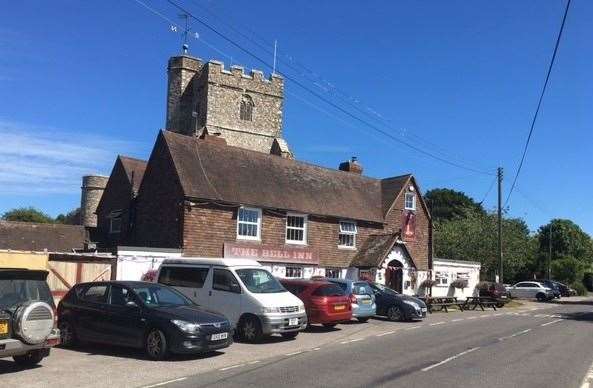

339,156,363,174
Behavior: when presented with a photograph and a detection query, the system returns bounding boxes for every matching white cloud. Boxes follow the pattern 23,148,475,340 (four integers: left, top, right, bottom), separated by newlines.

0,120,139,195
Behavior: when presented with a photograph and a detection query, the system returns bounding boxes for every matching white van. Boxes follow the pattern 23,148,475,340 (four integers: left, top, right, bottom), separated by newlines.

157,258,307,342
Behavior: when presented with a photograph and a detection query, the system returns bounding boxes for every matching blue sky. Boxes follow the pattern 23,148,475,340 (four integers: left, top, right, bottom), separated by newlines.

1,1,591,235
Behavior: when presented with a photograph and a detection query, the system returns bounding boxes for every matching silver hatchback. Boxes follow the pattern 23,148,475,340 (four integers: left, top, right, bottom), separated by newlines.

327,279,376,322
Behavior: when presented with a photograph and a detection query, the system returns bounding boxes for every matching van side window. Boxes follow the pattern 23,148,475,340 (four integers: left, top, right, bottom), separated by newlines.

159,267,209,288
213,269,241,293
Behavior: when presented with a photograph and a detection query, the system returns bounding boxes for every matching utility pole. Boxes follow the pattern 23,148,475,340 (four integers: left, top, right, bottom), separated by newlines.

497,167,503,283
548,223,553,279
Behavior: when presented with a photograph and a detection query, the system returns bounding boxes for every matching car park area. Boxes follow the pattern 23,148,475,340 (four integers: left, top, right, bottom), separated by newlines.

3,297,590,388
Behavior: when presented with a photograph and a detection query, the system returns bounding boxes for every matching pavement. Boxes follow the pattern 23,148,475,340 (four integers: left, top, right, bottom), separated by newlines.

2,297,593,388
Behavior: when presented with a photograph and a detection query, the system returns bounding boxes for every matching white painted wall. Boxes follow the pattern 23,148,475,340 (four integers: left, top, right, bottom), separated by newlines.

115,248,183,281
431,259,481,300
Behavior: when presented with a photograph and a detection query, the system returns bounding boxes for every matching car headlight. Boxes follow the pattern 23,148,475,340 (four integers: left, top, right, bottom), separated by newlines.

172,320,201,334
403,300,420,309
261,306,281,314
298,304,305,312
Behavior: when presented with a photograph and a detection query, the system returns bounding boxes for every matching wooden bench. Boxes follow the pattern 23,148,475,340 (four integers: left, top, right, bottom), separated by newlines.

463,296,498,311
423,297,466,313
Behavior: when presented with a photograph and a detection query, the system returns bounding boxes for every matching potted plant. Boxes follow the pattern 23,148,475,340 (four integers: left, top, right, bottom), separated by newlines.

451,278,468,290
141,269,158,282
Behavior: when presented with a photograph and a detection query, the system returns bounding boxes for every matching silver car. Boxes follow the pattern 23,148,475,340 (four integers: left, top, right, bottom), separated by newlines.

508,281,555,301
327,279,376,322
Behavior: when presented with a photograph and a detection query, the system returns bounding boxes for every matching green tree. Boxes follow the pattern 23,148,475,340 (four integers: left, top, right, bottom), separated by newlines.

425,188,485,222
1,207,54,223
537,219,593,262
55,208,81,225
550,255,585,284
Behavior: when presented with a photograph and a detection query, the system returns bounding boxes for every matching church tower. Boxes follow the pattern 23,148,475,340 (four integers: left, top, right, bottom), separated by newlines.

166,54,291,156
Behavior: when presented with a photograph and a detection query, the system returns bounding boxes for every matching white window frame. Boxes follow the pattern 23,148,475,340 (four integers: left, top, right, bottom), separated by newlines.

285,213,307,245
109,217,122,234
404,192,416,211
338,220,357,249
285,266,303,278
236,206,262,241
456,272,470,280
435,271,449,287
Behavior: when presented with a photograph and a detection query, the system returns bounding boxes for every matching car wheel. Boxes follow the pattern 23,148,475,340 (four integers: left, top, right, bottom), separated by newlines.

496,302,504,308
13,350,45,367
59,320,77,347
536,293,546,302
145,328,168,360
357,317,370,323
387,306,403,321
322,323,337,328
281,332,299,340
240,316,263,343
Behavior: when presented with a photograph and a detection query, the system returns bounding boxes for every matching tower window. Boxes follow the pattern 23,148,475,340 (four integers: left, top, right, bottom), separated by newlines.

240,94,254,121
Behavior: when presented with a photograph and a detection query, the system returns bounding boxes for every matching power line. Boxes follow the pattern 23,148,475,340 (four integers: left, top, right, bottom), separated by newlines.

479,175,498,205
505,0,571,207
164,0,494,175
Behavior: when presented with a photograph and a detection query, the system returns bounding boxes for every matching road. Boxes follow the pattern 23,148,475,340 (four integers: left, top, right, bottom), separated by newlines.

1,298,592,388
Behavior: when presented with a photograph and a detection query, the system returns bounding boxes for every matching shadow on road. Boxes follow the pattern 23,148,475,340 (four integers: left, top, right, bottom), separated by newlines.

57,343,226,362
0,359,43,375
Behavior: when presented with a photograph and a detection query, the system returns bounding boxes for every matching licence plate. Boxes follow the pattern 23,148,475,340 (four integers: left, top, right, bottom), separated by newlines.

0,322,7,335
288,318,299,326
334,304,346,311
501,295,507,299
421,308,427,312
361,299,371,305
210,332,228,341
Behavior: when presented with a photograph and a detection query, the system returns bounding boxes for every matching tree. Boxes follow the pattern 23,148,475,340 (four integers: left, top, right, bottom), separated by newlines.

537,219,593,263
434,211,536,283
425,188,485,222
1,207,54,223
550,255,585,285
55,208,81,225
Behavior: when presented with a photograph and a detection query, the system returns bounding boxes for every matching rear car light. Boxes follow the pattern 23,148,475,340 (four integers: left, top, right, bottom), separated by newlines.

349,294,357,305
52,307,58,329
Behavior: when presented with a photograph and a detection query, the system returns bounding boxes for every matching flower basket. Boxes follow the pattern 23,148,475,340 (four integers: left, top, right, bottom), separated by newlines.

451,279,468,290
420,279,436,288
141,269,158,282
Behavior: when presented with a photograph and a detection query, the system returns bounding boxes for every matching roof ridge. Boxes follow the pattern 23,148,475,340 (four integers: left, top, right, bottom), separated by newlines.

118,155,147,163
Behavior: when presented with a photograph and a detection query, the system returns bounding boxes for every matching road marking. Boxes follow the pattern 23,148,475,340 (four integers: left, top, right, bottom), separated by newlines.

142,378,188,388
350,338,364,342
429,321,445,326
285,351,303,356
540,319,563,327
498,329,532,341
376,330,396,337
493,313,503,316
405,325,422,331
220,364,245,371
534,314,551,317
550,314,562,318
451,318,464,322
467,316,477,320
247,360,260,365
421,347,480,372
312,347,321,351
580,358,593,388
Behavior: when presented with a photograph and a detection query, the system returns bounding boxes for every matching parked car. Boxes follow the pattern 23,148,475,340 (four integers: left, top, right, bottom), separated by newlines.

547,281,576,297
58,281,232,360
0,269,60,367
325,278,376,322
157,258,307,343
507,281,555,301
279,279,352,328
478,282,510,307
539,280,562,299
366,282,426,321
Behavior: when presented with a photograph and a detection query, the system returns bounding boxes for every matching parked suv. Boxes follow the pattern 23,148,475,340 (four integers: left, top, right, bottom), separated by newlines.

325,278,376,322
280,279,352,328
157,258,307,343
539,280,562,299
508,281,555,301
478,282,510,307
58,281,231,360
0,269,60,367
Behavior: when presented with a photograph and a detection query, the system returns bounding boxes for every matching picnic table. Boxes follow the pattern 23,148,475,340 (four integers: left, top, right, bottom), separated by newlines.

421,296,466,313
463,296,498,311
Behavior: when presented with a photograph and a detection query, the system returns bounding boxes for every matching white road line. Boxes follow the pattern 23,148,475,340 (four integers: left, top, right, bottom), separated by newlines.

429,321,445,326
580,358,593,388
534,314,551,317
247,360,260,365
285,351,303,356
550,314,562,318
376,330,396,337
467,316,477,320
350,338,364,342
493,313,503,316
220,364,245,371
312,347,321,351
511,329,531,337
540,319,564,327
451,318,464,322
142,378,188,388
421,347,480,372
405,325,422,330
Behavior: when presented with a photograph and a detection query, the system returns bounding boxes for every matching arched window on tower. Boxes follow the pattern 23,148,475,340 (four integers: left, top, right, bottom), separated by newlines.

240,94,254,121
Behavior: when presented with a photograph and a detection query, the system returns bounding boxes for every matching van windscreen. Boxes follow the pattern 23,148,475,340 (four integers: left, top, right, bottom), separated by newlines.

236,269,285,294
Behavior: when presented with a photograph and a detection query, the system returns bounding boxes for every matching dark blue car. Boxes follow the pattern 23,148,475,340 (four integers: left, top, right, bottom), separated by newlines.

367,282,427,321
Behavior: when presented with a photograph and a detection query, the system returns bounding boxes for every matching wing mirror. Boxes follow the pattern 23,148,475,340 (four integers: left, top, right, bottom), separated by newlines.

126,301,138,308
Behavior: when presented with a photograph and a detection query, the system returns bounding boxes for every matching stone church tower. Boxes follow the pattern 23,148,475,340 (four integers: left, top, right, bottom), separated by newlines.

166,55,292,157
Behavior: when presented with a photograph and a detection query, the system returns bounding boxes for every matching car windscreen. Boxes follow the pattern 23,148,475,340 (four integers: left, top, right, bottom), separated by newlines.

330,281,348,293
131,284,192,307
353,282,373,296
372,282,399,295
0,279,53,311
312,284,345,297
236,269,285,294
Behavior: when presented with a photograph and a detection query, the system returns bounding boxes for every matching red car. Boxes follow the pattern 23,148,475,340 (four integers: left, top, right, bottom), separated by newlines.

280,279,352,327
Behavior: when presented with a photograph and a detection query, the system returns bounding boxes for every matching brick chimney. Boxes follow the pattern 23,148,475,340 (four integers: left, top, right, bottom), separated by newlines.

339,157,363,174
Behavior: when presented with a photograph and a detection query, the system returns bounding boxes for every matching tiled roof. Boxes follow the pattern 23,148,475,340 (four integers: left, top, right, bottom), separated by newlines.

349,234,399,267
118,156,147,193
0,221,86,252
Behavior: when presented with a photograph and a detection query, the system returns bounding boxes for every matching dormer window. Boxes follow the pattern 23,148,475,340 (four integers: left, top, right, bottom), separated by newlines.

404,192,416,211
240,94,254,121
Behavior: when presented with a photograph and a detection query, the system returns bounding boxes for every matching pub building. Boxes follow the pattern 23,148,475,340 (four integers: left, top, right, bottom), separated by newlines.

91,53,434,296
